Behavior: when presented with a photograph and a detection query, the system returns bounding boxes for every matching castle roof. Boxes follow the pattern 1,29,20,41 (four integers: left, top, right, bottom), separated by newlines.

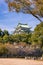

17,23,30,28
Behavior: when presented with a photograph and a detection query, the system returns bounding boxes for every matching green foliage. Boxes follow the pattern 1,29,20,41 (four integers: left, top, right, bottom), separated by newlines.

31,22,43,47
9,35,15,43
3,34,9,43
3,30,9,36
13,34,21,43
0,27,43,57
0,28,32,44
0,29,10,43
0,37,3,43
13,33,32,44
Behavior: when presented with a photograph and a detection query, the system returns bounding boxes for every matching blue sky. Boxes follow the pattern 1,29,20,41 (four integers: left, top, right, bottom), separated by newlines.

0,0,41,33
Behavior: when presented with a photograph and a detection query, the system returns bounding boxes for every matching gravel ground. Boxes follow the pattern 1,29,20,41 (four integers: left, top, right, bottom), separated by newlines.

0,58,43,65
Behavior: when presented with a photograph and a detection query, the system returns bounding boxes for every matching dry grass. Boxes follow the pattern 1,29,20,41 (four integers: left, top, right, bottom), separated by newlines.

0,58,43,65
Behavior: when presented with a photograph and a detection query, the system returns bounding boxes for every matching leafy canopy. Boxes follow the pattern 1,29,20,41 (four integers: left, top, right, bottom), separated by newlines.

31,22,43,47
5,0,43,22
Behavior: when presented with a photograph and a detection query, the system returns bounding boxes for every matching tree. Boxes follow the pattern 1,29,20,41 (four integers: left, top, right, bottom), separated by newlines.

19,33,31,44
3,30,9,36
5,0,43,22
13,33,32,44
31,22,43,48
13,34,21,43
33,0,43,17
0,37,3,43
3,34,9,43
0,29,10,43
9,35,15,43
0,29,3,37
